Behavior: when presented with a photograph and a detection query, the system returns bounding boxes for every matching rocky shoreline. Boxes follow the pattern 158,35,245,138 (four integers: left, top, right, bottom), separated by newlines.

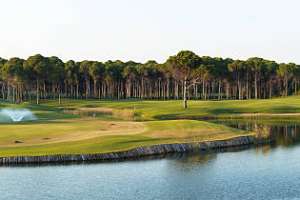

0,135,270,165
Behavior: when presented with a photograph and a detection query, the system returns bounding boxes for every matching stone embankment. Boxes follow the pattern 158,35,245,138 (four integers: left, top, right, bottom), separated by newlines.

0,135,270,165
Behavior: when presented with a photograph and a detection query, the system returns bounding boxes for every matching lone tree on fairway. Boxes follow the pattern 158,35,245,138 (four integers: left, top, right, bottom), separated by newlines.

166,50,201,109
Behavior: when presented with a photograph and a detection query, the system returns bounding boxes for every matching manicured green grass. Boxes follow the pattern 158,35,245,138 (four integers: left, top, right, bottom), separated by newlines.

1,96,300,157
25,95,300,121
0,119,250,157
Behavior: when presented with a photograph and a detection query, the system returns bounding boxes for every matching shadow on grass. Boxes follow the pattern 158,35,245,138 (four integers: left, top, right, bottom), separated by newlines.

154,105,300,121
269,105,300,113
206,107,242,115
153,108,238,120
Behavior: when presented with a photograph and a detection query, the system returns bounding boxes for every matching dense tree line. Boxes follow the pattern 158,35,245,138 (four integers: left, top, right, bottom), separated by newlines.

0,51,300,108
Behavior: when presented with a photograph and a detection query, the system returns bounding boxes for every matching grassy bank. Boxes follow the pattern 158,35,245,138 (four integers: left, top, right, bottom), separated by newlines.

0,119,250,157
1,96,300,157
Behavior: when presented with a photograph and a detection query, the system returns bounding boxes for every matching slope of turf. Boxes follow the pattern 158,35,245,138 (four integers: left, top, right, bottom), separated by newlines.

0,119,250,157
1,96,300,157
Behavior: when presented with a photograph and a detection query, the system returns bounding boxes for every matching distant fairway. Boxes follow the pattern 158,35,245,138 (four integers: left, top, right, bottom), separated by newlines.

25,95,300,120
1,96,300,157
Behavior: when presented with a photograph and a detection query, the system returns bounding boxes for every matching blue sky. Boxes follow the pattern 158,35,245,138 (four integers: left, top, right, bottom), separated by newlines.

0,0,299,63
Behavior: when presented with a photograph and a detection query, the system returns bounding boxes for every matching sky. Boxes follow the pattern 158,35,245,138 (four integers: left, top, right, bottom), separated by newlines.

0,0,300,63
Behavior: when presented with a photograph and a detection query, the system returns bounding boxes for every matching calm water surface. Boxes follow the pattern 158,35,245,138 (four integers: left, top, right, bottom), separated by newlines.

1,121,300,200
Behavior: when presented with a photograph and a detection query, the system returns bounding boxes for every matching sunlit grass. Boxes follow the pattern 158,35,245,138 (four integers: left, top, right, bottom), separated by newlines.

0,119,250,157
1,96,300,157
26,95,300,121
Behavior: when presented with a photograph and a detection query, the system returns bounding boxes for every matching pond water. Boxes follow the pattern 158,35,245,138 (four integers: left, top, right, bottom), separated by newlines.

1,120,300,200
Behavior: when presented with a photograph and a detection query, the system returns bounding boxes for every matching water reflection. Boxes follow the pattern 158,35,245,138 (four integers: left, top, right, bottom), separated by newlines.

3,121,300,199
213,119,300,148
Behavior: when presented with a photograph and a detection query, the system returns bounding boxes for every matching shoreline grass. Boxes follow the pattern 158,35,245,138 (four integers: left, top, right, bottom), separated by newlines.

0,119,251,157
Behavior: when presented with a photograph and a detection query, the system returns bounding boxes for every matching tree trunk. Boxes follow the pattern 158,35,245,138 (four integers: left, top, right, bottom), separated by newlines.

2,82,5,100
218,80,221,100
202,79,205,100
76,83,79,99
36,79,39,104
43,81,46,99
269,81,273,98
295,79,298,95
85,79,89,99
255,72,258,99
183,77,187,109
58,86,61,105
94,80,97,98
285,76,288,96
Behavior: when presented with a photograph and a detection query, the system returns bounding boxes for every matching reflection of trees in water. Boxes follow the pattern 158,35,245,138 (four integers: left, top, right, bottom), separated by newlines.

255,144,272,155
214,119,300,147
169,145,253,170
254,125,300,147
271,125,300,146
167,152,218,171
177,152,217,164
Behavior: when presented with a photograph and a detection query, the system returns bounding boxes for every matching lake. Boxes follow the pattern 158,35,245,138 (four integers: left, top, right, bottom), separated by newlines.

1,120,300,200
